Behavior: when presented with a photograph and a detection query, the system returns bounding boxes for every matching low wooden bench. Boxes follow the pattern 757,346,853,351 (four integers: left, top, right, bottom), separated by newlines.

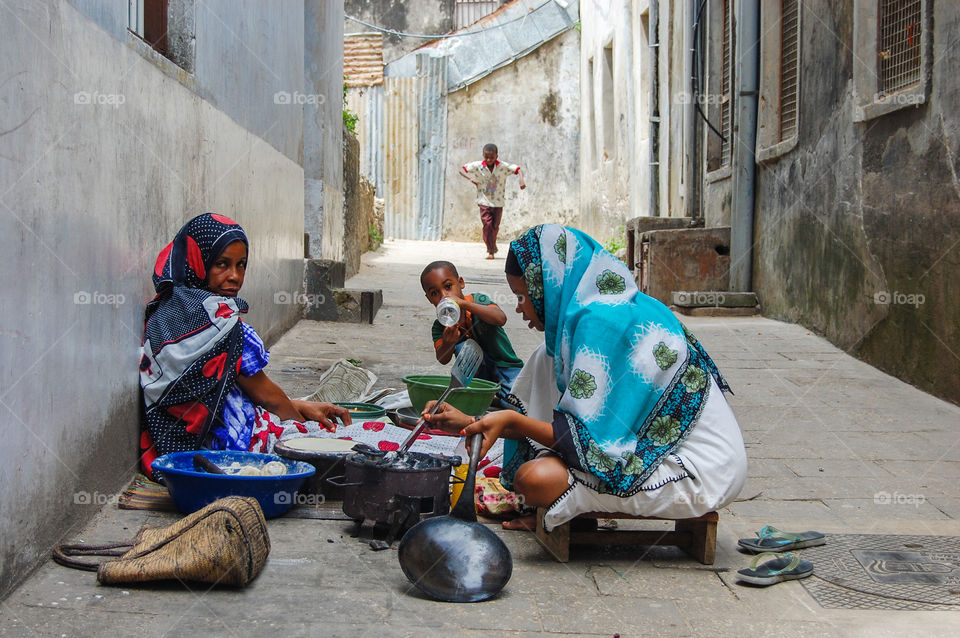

535,508,719,564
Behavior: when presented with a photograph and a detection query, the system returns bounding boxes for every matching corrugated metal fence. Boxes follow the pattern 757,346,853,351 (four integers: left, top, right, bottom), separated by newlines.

347,54,448,240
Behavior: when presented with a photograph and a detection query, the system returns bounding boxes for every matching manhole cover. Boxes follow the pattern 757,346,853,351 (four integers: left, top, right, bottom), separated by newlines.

800,534,960,610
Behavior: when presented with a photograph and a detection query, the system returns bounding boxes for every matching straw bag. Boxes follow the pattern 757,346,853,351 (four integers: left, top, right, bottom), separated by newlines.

53,496,270,587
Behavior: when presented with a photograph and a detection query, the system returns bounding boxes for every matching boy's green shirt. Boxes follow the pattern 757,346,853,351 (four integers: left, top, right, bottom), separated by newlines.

431,292,523,368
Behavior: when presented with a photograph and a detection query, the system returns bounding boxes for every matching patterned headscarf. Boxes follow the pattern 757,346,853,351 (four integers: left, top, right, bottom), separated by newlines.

504,225,730,495
140,214,250,474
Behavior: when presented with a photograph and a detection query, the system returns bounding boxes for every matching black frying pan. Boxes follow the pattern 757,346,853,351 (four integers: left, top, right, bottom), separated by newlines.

397,433,513,602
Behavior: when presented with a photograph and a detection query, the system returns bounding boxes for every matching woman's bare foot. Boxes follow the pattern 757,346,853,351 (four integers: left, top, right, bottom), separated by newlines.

501,514,536,531
486,253,495,260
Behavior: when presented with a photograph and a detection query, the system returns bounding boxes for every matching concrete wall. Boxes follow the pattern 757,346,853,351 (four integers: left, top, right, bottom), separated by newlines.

344,0,456,64
70,0,307,165
443,29,581,244
0,0,316,596
343,130,378,278
752,1,960,404
305,0,346,261
579,0,691,242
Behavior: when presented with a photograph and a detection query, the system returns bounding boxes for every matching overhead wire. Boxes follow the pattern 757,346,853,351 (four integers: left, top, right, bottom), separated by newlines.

345,1,556,40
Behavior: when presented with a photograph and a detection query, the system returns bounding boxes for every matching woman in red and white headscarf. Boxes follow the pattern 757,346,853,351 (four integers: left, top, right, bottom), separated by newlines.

139,213,350,477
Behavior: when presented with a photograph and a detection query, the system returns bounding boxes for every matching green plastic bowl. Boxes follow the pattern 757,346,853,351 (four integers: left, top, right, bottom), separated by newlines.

403,375,500,416
334,402,387,420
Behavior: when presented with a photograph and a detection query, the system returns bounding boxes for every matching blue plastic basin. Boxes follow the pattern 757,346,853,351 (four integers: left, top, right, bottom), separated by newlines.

152,450,316,518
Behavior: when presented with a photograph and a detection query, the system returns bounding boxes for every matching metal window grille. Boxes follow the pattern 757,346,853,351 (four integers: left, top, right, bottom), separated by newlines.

878,0,922,95
455,0,502,30
779,0,800,141
720,0,733,166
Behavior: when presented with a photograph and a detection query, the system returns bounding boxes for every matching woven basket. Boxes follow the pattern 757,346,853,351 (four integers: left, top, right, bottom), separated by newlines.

53,496,270,587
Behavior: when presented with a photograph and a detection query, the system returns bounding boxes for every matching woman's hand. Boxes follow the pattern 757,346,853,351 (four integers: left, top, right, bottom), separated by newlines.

462,410,516,459
421,401,471,434
291,400,351,432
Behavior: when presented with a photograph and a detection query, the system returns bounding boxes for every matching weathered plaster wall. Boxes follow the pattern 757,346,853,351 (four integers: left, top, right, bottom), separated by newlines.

0,1,306,596
443,29,580,245
753,1,960,404
344,0,455,64
343,130,377,278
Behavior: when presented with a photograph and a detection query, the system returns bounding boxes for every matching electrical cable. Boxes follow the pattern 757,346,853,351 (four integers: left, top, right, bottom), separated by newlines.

692,0,727,142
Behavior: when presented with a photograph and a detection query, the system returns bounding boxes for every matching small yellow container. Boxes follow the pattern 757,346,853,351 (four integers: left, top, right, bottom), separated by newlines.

450,463,469,507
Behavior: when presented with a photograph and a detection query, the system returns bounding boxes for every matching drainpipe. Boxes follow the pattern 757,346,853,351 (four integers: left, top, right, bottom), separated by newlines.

681,0,696,219
649,0,660,217
730,0,760,291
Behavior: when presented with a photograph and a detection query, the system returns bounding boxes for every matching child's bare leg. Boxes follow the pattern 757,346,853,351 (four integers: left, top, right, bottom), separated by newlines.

501,456,570,531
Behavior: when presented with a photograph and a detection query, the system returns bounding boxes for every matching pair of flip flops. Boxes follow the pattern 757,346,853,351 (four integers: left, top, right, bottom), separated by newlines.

735,526,824,587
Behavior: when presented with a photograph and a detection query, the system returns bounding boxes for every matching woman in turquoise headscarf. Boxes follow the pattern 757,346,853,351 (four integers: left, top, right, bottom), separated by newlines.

423,224,747,531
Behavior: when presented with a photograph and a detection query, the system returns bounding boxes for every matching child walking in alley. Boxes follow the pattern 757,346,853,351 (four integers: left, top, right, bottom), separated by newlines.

459,143,526,259
139,213,351,477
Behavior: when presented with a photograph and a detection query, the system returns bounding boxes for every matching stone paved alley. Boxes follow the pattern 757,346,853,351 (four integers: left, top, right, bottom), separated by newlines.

1,240,959,638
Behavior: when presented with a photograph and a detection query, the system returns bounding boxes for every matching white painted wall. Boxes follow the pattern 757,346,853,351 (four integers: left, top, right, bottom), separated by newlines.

0,1,306,596
579,0,688,239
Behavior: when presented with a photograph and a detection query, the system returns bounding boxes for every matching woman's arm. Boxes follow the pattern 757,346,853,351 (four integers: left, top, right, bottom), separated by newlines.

423,403,555,459
236,372,349,431
236,371,303,421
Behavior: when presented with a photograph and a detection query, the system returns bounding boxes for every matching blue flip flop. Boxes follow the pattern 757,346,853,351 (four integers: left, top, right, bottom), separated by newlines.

736,552,814,586
737,525,826,553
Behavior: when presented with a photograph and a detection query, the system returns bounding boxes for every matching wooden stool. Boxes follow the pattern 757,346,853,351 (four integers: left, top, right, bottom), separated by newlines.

535,509,718,564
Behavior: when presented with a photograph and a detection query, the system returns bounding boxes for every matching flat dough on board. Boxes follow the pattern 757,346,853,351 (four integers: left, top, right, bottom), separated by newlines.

281,437,357,453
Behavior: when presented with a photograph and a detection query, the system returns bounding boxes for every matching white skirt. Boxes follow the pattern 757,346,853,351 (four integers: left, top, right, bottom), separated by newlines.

511,344,748,531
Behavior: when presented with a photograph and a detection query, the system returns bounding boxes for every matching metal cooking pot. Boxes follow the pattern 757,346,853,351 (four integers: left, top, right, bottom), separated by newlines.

328,448,460,524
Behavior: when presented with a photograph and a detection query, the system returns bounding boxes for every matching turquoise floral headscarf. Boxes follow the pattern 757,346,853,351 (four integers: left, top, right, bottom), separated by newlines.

504,225,730,496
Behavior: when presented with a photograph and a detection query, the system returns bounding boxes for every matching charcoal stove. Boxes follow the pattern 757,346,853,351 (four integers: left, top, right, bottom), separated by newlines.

327,445,461,542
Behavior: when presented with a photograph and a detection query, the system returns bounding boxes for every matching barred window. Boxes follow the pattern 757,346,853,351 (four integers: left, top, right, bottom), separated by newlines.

720,0,733,167
878,0,923,95
779,0,800,142
852,0,929,122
